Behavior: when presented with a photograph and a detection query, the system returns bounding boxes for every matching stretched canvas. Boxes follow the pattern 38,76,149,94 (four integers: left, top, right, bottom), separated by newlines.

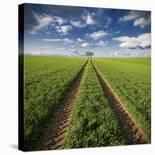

18,3,151,151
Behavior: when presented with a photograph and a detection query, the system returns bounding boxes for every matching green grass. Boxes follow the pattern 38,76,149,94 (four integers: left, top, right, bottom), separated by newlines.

24,56,86,150
93,57,151,138
23,56,151,149
64,62,126,148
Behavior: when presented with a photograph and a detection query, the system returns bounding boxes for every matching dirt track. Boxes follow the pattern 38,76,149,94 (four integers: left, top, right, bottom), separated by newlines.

37,61,88,150
37,59,150,150
91,61,150,144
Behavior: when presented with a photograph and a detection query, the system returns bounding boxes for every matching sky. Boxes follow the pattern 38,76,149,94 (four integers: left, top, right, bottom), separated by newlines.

23,3,151,57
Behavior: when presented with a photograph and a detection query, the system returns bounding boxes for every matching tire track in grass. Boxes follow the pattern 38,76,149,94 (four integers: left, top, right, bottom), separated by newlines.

64,61,127,148
38,60,88,150
91,61,150,144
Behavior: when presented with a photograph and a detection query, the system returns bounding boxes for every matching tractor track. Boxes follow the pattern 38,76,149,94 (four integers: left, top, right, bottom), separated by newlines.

37,59,149,150
91,61,150,144
37,60,88,150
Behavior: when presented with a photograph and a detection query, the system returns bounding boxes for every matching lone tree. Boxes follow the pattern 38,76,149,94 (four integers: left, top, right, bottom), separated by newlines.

86,51,94,58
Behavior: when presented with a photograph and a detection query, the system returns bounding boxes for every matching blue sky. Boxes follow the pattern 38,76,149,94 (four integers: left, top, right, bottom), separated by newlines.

23,3,151,57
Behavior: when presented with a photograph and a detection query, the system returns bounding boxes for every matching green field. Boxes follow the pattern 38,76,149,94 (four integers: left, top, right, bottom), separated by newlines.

93,58,151,138
24,56,86,149
23,56,151,150
65,61,126,148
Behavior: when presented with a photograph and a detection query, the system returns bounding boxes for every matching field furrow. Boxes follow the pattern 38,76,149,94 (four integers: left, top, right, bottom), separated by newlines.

93,58,151,139
92,61,149,144
37,60,88,150
24,56,87,150
65,61,126,148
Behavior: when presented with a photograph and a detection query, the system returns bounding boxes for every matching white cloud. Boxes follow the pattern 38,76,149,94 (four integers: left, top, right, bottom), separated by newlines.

113,33,151,49
83,12,96,25
138,33,151,48
43,38,74,44
119,11,151,28
61,25,72,35
43,38,61,42
88,31,108,40
119,11,140,22
97,40,106,46
29,13,72,34
30,13,54,34
114,31,121,34
86,14,96,25
81,42,90,47
114,36,139,48
55,16,67,25
63,38,74,43
134,17,151,28
77,38,85,42
56,25,73,35
70,20,86,28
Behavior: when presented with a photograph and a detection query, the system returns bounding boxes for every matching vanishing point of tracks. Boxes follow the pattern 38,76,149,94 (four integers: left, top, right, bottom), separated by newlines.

38,59,150,150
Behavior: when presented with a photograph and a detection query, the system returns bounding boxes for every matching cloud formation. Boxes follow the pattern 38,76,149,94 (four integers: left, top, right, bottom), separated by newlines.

88,31,108,40
56,25,73,35
30,13,73,35
25,5,151,57
43,38,61,42
119,11,140,22
30,13,54,34
82,12,96,25
70,20,86,28
97,40,107,46
43,38,74,43
134,17,151,28
113,33,151,49
54,16,67,25
119,11,151,28
81,42,90,47
77,38,85,42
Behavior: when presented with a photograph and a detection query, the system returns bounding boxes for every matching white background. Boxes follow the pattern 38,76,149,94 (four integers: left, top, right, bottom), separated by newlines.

0,0,154,154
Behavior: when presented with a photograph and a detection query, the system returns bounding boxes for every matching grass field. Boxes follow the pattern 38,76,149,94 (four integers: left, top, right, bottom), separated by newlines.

93,58,151,138
24,56,86,149
64,61,126,148
23,56,151,150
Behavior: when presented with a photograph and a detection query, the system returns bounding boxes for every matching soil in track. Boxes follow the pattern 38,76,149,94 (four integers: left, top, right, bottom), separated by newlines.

37,60,88,150
91,61,150,144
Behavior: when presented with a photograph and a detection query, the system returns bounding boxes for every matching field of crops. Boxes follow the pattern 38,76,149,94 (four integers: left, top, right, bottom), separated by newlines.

24,56,86,149
93,58,151,138
65,62,126,148
23,56,151,150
